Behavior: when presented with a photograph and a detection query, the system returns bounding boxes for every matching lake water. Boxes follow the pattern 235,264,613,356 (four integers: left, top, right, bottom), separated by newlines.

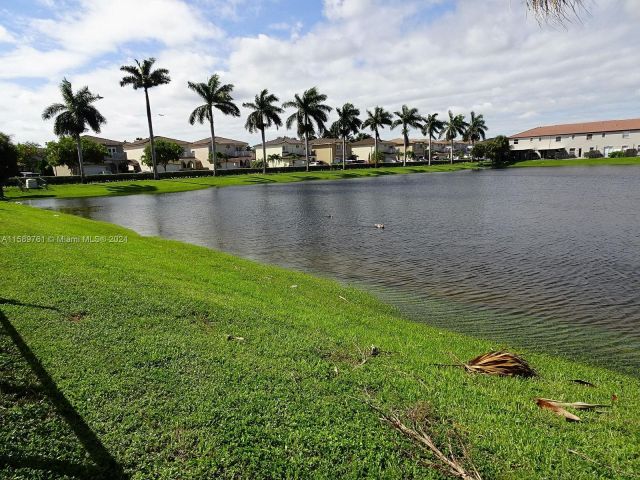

29,167,640,375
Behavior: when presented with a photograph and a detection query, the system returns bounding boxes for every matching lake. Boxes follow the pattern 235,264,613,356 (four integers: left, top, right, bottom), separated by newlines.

29,167,640,375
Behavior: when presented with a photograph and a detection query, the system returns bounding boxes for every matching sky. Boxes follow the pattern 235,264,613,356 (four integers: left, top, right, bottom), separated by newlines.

1,0,639,146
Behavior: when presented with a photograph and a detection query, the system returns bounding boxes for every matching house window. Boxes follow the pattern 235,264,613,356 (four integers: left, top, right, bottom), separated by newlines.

530,138,533,142
513,139,519,145
622,132,630,138
602,133,606,137
571,135,575,139
590,147,595,151
586,134,593,140
555,136,561,142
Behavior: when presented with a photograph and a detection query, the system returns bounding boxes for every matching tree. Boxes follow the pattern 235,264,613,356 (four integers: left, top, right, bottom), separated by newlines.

354,132,372,142
120,58,170,180
464,111,488,158
42,78,106,182
187,74,240,177
331,103,362,170
283,87,332,172
421,113,445,166
0,133,18,198
440,110,469,164
16,142,40,171
481,136,512,167
141,139,183,172
392,105,423,166
267,153,282,168
362,106,393,167
45,136,107,175
527,0,585,23
243,89,284,175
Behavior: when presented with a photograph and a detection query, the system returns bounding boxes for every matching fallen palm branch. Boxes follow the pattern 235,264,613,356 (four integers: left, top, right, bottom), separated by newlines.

463,351,537,378
538,398,612,411
365,399,482,480
536,398,581,422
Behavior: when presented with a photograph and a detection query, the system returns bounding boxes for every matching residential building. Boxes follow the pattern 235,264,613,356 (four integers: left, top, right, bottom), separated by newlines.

310,138,350,164
390,137,470,160
54,135,137,176
254,136,309,167
190,136,252,170
349,138,397,163
123,136,200,172
509,118,640,159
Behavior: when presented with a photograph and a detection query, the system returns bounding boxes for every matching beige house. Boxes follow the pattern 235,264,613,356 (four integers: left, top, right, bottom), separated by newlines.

349,138,397,163
190,136,252,170
390,137,470,160
55,135,138,176
310,138,351,164
509,118,640,159
254,137,309,167
124,136,200,172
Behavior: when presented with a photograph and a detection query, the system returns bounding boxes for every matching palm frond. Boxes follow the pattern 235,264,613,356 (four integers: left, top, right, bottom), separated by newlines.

464,351,536,377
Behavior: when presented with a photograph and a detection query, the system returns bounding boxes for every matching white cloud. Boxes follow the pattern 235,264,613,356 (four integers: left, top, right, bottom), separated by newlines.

0,25,16,43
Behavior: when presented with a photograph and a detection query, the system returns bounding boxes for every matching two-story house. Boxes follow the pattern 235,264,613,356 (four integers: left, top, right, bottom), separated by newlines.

254,137,309,167
349,138,397,163
124,136,200,172
190,136,252,170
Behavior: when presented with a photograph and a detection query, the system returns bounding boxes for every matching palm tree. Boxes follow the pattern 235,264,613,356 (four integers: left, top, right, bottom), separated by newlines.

440,111,469,164
421,113,445,166
464,111,488,159
243,89,284,175
120,58,170,180
187,74,240,176
331,103,362,170
362,107,393,166
527,0,585,22
283,87,332,172
392,105,423,167
42,78,106,183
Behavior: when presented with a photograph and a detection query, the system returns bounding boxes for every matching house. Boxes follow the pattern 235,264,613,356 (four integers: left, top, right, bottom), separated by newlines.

509,118,640,159
53,135,137,176
310,138,350,164
390,137,470,160
349,138,397,163
254,137,309,167
190,136,252,170
123,136,201,172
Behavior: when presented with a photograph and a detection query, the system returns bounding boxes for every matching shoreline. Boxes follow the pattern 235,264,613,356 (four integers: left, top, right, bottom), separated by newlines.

1,201,638,478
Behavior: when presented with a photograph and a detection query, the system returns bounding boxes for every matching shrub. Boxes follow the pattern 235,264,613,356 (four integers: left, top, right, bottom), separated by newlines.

625,148,638,157
609,150,628,158
584,150,603,159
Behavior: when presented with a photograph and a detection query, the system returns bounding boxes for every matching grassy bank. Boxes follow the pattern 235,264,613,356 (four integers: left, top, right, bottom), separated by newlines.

1,203,639,479
512,157,640,168
3,163,475,200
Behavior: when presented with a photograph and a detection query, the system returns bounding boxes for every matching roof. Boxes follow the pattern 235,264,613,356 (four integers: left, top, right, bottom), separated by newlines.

252,136,304,148
349,138,394,147
123,136,191,149
81,135,124,146
510,118,640,139
310,138,341,146
191,136,249,147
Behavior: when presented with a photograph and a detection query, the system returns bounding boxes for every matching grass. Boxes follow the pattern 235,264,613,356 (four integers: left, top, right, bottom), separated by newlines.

1,203,639,479
511,157,640,168
3,163,476,200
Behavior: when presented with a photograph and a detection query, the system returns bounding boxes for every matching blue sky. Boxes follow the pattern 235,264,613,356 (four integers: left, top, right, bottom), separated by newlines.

1,0,639,144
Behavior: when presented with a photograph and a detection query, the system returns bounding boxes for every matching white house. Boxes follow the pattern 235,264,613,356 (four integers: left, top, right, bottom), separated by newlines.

123,136,200,172
509,118,640,159
190,136,252,170
254,137,309,167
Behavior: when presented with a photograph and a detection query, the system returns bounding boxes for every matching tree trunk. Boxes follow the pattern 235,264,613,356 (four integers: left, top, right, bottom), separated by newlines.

0,183,4,199
374,134,378,167
304,131,310,173
209,108,217,177
428,136,432,166
450,139,454,164
342,137,346,170
403,131,408,167
75,135,85,183
261,128,267,175
144,88,158,180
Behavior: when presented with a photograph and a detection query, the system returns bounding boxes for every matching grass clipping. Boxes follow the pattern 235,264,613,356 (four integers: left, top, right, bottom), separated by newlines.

463,351,536,378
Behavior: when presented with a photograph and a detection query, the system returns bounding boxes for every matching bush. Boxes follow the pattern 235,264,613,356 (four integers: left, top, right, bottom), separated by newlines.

584,150,603,158
625,148,638,157
608,150,627,158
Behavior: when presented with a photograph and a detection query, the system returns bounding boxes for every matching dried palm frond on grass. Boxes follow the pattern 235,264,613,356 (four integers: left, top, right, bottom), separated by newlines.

463,351,537,378
536,398,581,422
365,398,482,480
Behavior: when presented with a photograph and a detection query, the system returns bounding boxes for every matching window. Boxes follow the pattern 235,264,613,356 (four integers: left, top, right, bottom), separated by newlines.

538,137,542,141
555,136,561,142
590,147,595,151
586,134,593,140
622,132,630,138
569,148,575,153
571,135,575,139
513,139,519,145
530,138,533,142
602,133,606,138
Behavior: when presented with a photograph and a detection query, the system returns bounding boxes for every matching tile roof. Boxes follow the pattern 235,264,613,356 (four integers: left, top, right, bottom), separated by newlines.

123,136,191,148
191,136,249,147
510,118,640,139
252,136,304,148
81,135,124,146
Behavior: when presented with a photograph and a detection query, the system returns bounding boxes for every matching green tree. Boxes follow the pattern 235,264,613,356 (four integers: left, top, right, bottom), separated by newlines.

16,142,41,172
440,110,469,164
480,136,512,167
353,132,372,142
421,113,444,166
243,89,284,175
392,105,423,166
141,139,184,172
45,137,108,175
267,153,282,168
0,133,19,198
283,87,332,172
362,106,393,167
464,111,488,158
42,78,106,182
331,103,362,170
187,74,240,177
120,58,171,180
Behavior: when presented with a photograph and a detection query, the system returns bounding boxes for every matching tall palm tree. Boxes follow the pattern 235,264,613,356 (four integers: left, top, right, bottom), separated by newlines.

283,87,332,172
187,74,240,176
440,111,469,164
331,103,362,170
42,78,106,183
391,105,423,166
527,0,585,22
120,58,170,180
362,106,393,166
464,111,488,159
421,113,444,166
243,89,284,175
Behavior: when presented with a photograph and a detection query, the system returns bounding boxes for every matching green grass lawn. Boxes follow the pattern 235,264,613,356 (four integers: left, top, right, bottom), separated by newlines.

511,157,640,168
1,203,639,479
3,163,476,200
